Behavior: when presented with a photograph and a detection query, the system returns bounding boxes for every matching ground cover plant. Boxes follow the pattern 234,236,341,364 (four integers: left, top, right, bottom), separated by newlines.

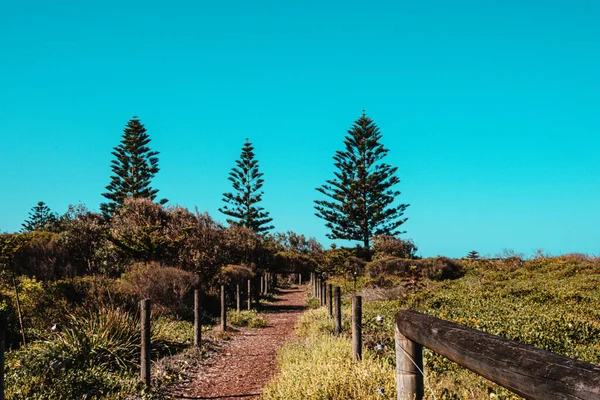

275,255,600,399
262,308,396,400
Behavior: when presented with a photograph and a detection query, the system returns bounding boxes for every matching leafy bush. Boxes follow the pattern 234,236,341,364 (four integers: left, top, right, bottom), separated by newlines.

371,235,419,259
227,310,268,328
219,264,254,285
118,262,198,317
366,256,463,281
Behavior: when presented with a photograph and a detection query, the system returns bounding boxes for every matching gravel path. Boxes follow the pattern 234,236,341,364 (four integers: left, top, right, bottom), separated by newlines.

172,287,306,399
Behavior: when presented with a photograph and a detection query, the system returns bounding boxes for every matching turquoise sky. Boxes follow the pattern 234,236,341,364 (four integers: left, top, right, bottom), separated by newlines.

1,0,599,257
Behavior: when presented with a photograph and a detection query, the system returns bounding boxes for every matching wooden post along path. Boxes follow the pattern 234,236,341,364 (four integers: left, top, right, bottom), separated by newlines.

194,289,201,347
0,315,5,400
140,298,151,386
327,284,333,317
352,295,362,361
247,279,252,311
220,285,227,331
334,286,342,335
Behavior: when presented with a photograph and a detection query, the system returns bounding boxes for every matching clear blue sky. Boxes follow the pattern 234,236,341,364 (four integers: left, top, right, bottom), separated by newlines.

1,0,599,258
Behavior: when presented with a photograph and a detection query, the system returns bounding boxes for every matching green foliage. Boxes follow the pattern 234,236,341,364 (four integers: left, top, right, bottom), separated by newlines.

371,235,418,259
4,306,189,399
21,201,57,232
314,112,409,250
219,139,273,233
263,310,395,400
365,256,463,281
227,310,268,328
466,250,479,260
101,117,167,217
118,262,198,317
357,255,600,399
219,264,254,285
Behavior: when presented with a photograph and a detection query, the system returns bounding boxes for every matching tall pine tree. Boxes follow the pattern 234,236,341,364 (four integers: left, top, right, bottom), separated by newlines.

101,117,166,217
314,112,409,250
219,139,273,233
21,201,57,232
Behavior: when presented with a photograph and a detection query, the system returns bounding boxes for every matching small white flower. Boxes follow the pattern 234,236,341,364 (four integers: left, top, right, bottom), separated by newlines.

376,315,384,323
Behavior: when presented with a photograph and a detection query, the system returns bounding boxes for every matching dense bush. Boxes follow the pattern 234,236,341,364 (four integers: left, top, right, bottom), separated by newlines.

365,256,463,281
118,262,198,317
371,235,419,259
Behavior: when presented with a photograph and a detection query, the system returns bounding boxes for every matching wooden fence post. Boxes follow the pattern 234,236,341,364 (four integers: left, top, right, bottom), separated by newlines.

194,289,201,348
260,275,264,297
221,285,227,331
299,273,302,285
140,298,151,386
316,277,320,300
247,279,252,311
352,295,362,361
395,324,424,400
236,284,241,312
328,284,333,317
0,315,5,400
264,274,269,295
321,281,326,307
334,286,342,335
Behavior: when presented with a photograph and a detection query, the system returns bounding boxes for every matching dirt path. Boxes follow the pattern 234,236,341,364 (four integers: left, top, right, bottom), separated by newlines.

172,287,306,399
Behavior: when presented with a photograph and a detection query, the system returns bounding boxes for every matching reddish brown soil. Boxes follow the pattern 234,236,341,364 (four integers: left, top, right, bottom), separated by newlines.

172,287,306,399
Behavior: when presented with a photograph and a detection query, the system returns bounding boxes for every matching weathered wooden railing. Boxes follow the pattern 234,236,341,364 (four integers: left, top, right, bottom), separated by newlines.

395,309,600,400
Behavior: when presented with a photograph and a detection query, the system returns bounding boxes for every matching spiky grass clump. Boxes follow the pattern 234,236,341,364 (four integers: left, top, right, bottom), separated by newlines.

262,333,395,400
4,307,189,399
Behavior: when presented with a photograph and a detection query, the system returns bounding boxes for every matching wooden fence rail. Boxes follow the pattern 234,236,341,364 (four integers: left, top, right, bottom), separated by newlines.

395,309,600,400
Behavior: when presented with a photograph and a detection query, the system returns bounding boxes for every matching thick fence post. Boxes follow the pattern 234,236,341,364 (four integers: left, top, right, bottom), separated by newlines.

220,285,227,331
328,284,333,317
260,275,264,297
0,315,5,400
395,309,600,399
247,279,252,310
140,298,151,386
395,325,424,400
352,295,362,361
264,274,269,295
236,284,241,312
299,273,302,285
321,281,326,307
316,277,320,301
334,286,342,335
194,289,201,348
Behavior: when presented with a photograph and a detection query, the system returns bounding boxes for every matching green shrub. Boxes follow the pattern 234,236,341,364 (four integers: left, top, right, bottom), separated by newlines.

365,256,463,281
227,310,268,328
4,306,188,399
306,298,321,309
118,262,198,317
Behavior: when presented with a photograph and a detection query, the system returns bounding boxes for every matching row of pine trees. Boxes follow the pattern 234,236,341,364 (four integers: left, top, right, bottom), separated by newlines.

22,112,409,253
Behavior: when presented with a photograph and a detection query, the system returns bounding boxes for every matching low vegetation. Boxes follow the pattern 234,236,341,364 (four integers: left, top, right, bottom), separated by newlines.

262,308,395,400
228,310,268,328
268,255,600,399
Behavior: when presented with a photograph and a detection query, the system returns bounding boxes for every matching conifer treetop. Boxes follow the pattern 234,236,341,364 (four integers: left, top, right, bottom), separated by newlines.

100,117,166,217
315,112,409,250
219,139,273,233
